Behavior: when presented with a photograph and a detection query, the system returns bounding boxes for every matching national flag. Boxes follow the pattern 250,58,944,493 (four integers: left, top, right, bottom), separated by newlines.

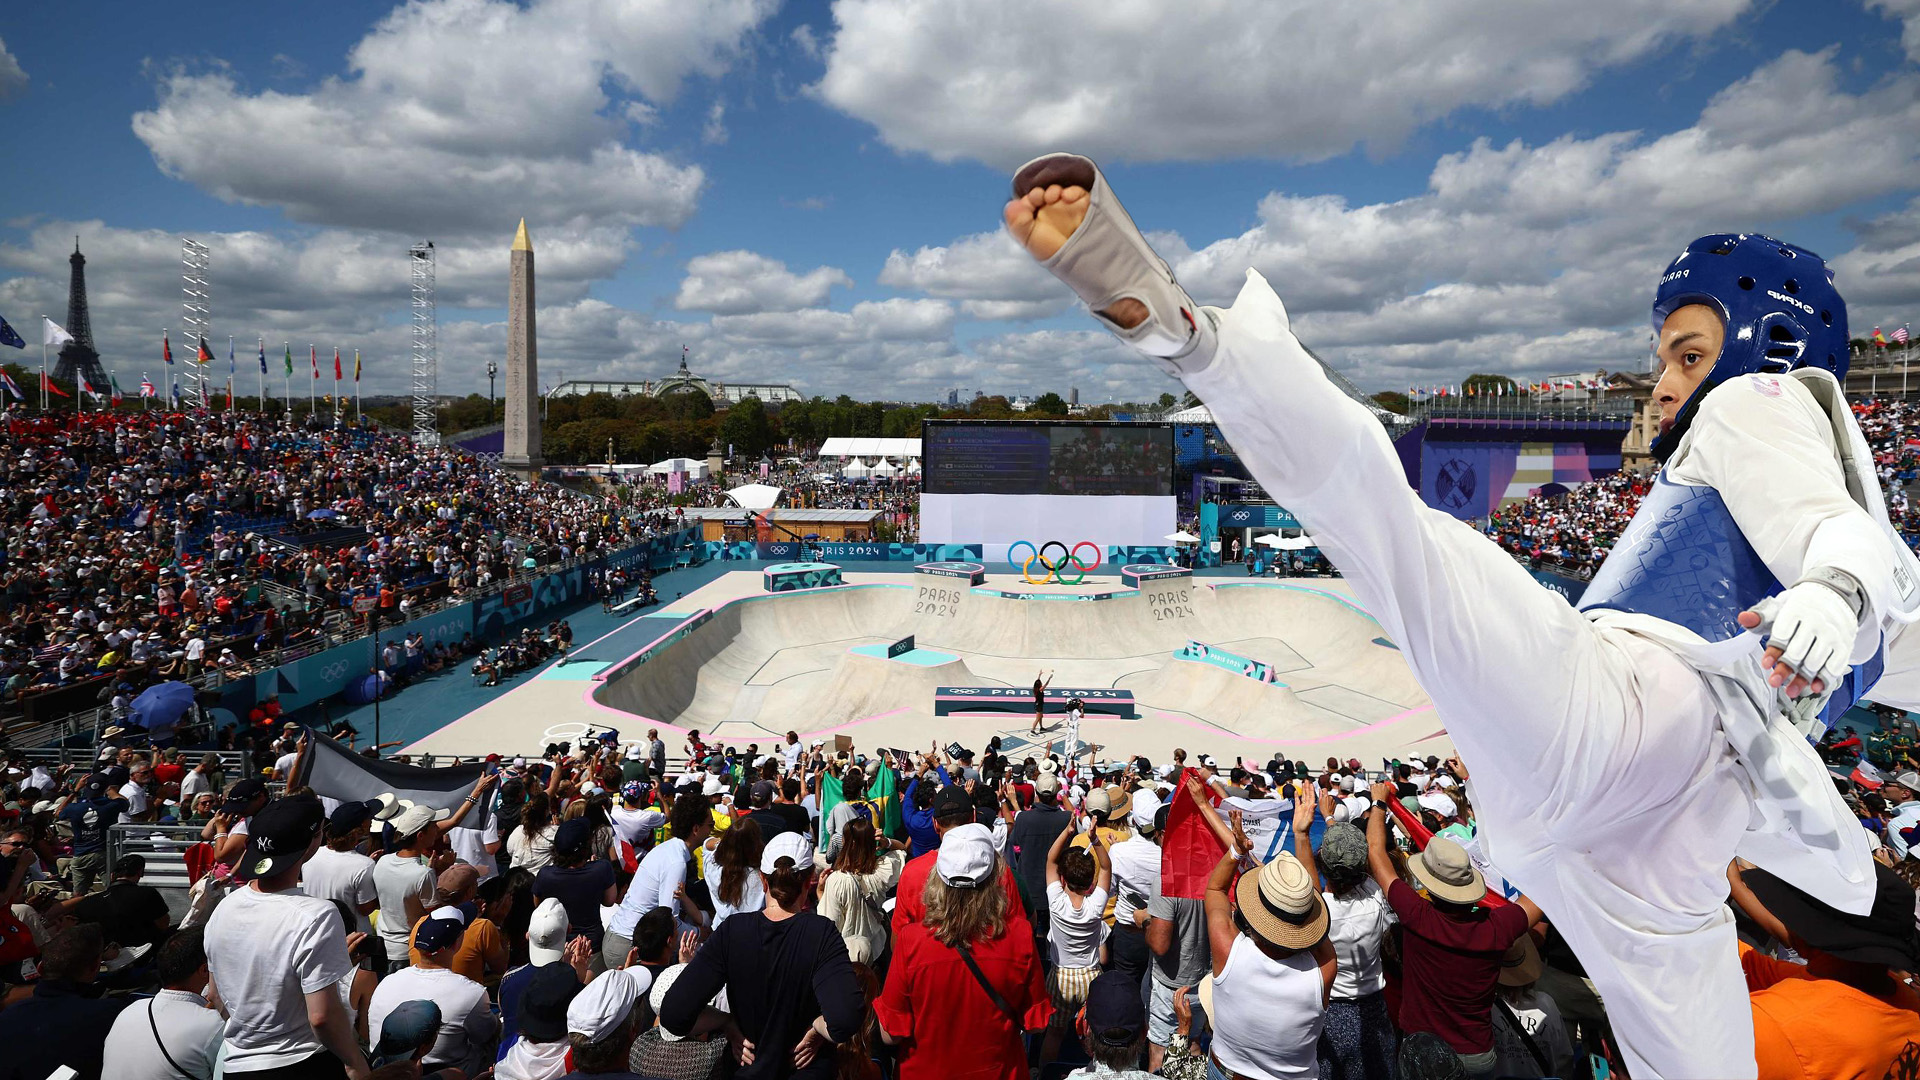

0,317,24,350
170,379,181,403
43,318,74,347
333,347,342,381
41,371,69,398
296,735,494,829
259,340,268,374
1896,326,1912,346
139,374,155,398
196,337,214,365
1159,769,1227,899
0,372,22,400
284,343,293,377
164,333,174,366
78,373,97,398
353,350,361,382
310,345,319,379
109,375,123,406
1873,327,1889,348
228,338,235,376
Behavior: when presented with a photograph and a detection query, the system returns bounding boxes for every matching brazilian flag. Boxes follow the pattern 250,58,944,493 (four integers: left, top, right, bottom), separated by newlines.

818,759,904,846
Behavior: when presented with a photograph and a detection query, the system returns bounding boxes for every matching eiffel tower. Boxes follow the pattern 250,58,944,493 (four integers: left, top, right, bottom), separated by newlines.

50,238,108,391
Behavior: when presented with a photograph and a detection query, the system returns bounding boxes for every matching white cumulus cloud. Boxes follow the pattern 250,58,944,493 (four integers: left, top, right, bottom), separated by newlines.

675,250,854,314
814,0,1751,166
130,0,778,236
0,36,26,99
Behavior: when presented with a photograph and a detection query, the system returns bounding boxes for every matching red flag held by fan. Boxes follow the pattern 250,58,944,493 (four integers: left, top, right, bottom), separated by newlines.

1159,768,1226,899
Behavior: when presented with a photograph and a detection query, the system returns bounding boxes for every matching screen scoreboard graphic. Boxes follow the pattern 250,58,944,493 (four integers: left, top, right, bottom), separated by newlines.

922,421,1173,497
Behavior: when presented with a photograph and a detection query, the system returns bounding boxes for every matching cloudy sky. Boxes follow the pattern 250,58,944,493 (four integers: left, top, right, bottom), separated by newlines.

2,0,1918,404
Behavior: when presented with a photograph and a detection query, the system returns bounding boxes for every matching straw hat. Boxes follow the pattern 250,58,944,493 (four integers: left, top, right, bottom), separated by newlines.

1406,837,1485,905
1232,852,1328,950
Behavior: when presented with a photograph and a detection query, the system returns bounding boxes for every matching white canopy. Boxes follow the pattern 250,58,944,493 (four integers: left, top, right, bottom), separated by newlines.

725,483,783,510
1165,530,1200,543
1258,534,1318,550
818,437,922,459
870,459,898,477
1165,404,1213,424
841,458,870,478
906,460,922,474
646,457,709,480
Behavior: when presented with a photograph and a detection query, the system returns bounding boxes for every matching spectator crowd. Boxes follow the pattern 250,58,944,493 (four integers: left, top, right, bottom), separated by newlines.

1484,396,1920,576
0,717,1910,1080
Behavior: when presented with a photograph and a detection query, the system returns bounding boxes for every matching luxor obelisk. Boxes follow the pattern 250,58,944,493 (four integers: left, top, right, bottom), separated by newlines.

502,218,543,475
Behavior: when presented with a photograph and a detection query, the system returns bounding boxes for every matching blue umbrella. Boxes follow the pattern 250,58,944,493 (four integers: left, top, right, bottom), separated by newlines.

130,681,196,732
340,670,392,705
307,508,338,520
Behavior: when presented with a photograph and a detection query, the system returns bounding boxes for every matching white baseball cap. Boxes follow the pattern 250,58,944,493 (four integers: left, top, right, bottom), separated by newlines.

702,775,725,797
527,897,570,967
935,823,996,888
1416,791,1458,820
761,830,816,875
567,967,653,1042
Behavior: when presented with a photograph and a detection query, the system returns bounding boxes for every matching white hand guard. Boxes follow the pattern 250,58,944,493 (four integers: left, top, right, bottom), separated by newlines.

1744,574,1864,694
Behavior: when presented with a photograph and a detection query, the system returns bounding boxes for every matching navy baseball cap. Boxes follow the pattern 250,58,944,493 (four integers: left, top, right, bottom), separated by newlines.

1083,970,1146,1046
519,961,585,1042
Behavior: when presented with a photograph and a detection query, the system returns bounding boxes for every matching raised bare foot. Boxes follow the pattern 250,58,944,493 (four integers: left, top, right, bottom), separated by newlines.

1004,157,1148,329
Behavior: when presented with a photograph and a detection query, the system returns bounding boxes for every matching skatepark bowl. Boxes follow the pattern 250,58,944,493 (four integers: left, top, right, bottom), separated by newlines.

408,569,1450,764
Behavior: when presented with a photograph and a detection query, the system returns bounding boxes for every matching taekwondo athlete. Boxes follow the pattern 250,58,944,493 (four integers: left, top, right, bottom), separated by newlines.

1001,152,1920,1079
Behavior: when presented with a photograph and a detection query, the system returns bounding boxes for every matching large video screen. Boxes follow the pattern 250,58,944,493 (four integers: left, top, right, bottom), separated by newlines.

922,421,1173,497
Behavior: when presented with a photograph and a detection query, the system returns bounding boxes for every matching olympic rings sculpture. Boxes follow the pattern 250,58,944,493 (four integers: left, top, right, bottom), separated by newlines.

1007,540,1101,585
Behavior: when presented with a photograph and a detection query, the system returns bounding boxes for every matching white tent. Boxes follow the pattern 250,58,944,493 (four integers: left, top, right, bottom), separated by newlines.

1257,534,1318,550
870,459,898,477
725,483,783,510
646,457,709,481
1164,530,1200,543
818,437,922,459
906,459,922,474
841,458,870,478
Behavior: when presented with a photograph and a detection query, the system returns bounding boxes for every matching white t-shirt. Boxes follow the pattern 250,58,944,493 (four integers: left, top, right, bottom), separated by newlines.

612,836,690,937
610,805,666,849
367,965,498,1074
102,990,227,1080
204,885,354,1073
1323,879,1395,999
120,782,150,822
1108,835,1161,925
1045,880,1110,969
274,753,298,778
505,823,556,872
180,769,212,802
372,853,437,951
702,853,766,930
450,820,500,881
301,847,378,936
781,741,804,770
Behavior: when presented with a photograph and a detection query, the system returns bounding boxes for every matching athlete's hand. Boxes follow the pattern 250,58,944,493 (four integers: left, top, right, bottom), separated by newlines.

1739,580,1860,698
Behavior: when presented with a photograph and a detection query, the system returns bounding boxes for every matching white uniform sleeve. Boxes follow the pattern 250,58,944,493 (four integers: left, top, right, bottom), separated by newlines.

1674,374,1891,661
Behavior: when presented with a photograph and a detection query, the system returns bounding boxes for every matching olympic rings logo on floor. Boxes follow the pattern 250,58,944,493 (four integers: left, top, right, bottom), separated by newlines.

1007,540,1101,585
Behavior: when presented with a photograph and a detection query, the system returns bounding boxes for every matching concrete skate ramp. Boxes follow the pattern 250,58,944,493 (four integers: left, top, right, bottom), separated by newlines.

592,585,912,731
590,577,1432,749
762,647,1004,728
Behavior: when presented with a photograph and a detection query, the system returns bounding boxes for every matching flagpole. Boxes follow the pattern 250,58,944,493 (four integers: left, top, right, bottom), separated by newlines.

354,350,361,422
309,344,316,416
283,342,291,414
227,335,234,414
258,338,265,410
39,318,45,412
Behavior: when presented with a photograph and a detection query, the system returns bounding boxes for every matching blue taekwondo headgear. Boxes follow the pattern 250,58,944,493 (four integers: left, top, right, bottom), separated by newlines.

1649,233,1849,460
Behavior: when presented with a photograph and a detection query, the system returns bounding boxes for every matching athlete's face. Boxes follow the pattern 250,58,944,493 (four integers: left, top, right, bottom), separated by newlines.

1651,303,1725,437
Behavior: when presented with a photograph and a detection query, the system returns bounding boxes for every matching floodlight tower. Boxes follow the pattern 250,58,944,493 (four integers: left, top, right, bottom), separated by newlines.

182,238,212,407
409,241,439,445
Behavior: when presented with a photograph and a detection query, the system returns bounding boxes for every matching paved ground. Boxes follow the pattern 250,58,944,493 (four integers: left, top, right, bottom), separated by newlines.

400,563,1450,766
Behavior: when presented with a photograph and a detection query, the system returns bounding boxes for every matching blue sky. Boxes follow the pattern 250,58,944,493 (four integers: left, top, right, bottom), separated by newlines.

2,0,1919,403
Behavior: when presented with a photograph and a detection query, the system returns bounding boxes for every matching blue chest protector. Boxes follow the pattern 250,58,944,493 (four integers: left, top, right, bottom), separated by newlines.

1576,474,1883,727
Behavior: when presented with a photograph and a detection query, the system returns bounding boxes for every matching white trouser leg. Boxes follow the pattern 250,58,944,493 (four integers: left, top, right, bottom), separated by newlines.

1182,270,1754,1078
